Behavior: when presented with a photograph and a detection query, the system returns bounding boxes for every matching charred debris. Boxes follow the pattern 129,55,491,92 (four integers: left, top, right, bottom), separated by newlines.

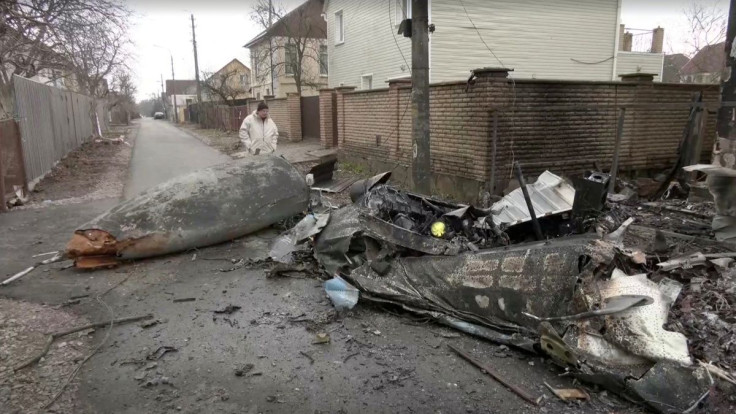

3,155,735,412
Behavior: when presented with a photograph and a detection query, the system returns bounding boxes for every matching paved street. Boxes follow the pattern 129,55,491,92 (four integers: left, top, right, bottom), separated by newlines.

124,118,230,199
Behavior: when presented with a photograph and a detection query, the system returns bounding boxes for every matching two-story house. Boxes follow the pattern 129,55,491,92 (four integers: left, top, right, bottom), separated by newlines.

244,0,328,99
323,0,666,88
202,58,252,103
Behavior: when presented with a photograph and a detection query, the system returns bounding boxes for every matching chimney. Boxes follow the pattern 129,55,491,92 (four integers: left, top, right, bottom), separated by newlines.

618,24,626,51
623,32,633,52
651,27,664,53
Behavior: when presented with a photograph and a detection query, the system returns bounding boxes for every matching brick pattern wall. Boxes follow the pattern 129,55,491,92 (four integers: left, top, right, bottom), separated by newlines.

319,89,337,148
265,97,289,139
325,78,718,192
286,93,302,142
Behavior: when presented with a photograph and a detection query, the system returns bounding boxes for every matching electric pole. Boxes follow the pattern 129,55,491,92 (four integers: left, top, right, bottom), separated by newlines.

411,0,431,194
191,14,203,106
160,73,166,117
170,54,179,123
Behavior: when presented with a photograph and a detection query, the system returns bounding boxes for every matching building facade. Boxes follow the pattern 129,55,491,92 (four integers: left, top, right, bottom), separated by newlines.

323,0,666,89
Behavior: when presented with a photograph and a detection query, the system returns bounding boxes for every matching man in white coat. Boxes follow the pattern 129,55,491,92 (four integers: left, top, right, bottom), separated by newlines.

239,101,278,155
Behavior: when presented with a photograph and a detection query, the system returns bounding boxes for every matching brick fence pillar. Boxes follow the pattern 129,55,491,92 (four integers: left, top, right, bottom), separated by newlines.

286,93,302,142
334,86,357,148
319,88,337,148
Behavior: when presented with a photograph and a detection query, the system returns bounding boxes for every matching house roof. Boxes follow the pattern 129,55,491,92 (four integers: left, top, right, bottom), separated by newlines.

681,42,726,75
662,53,689,82
165,80,198,95
243,0,326,49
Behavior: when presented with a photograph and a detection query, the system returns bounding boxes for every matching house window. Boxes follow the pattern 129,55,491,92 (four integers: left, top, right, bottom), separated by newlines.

335,10,344,44
395,0,411,25
319,45,328,75
361,74,373,90
240,74,247,86
285,43,297,75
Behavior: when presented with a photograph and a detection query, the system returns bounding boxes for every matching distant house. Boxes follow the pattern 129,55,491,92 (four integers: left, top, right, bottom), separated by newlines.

203,58,252,103
244,0,328,99
323,0,666,88
165,80,198,123
680,43,726,84
662,54,690,83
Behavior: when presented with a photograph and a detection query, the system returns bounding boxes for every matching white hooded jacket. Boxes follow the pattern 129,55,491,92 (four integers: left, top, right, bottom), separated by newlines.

239,111,278,154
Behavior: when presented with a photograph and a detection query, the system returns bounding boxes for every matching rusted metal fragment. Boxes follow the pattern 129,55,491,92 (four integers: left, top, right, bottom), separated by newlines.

74,256,120,269
67,156,309,262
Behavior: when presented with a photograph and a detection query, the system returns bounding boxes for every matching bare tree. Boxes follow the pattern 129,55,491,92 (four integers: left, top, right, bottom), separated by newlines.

0,0,133,118
249,0,326,96
108,71,136,124
684,0,726,58
201,69,247,106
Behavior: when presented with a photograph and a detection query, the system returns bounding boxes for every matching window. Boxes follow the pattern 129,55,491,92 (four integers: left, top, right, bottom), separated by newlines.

361,74,373,90
285,43,297,75
240,74,247,86
335,10,344,44
319,45,328,75
395,0,411,25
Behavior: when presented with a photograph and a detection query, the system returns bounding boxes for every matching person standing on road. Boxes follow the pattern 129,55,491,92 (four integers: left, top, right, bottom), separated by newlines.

239,102,278,155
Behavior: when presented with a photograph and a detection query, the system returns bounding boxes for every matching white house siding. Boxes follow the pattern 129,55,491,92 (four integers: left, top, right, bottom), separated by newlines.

616,52,665,81
326,0,412,89
431,0,620,82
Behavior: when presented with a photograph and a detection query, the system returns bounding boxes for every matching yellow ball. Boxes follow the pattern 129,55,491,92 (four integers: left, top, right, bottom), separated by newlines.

431,221,446,238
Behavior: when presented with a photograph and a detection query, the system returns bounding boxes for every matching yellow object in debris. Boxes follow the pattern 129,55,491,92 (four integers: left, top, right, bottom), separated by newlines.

431,221,446,238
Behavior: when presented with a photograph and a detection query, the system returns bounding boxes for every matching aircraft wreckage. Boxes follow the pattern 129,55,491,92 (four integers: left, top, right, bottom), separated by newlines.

3,157,721,412
306,170,715,413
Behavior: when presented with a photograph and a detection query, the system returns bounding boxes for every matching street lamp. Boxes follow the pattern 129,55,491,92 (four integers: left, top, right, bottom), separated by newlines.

154,44,179,123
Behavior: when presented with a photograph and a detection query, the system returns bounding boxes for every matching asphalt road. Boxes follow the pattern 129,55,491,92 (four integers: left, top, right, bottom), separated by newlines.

124,118,230,199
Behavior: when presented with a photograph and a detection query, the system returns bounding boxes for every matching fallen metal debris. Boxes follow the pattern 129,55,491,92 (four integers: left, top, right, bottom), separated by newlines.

491,170,575,228
449,344,541,406
66,156,309,268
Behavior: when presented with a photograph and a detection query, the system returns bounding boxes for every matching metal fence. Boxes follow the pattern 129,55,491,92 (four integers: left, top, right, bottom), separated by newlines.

0,118,26,211
12,75,108,185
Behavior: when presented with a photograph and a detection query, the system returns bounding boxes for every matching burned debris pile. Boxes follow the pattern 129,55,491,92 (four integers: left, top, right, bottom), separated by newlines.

300,169,734,413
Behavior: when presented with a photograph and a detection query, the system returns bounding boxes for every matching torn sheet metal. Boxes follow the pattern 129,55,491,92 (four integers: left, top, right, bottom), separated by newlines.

67,156,309,264
598,270,691,365
342,234,606,332
683,164,736,241
491,171,575,227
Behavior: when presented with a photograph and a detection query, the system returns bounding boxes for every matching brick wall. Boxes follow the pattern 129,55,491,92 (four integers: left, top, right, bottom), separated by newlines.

323,76,718,199
319,89,337,148
264,97,289,139
286,93,302,142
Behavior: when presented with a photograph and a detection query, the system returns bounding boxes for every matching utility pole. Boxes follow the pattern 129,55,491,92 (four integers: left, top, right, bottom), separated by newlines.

160,73,166,117
170,54,179,123
268,0,275,96
191,14,203,106
411,0,431,194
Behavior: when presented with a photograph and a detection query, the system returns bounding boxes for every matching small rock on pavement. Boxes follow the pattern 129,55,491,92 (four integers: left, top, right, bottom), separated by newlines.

234,363,255,377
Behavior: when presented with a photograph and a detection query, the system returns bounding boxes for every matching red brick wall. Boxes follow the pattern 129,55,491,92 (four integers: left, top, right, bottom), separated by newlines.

325,78,718,193
319,89,337,148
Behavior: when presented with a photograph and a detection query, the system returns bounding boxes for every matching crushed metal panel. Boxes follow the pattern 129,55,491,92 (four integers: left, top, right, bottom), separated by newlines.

344,234,604,331
492,171,576,227
67,156,309,261
627,362,712,414
360,212,460,255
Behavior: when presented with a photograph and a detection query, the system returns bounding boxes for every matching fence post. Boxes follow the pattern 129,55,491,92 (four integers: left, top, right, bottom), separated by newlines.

287,93,302,142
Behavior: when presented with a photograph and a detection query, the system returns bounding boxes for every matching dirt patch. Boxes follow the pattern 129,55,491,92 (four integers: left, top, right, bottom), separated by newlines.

178,124,241,156
0,298,93,413
19,124,137,209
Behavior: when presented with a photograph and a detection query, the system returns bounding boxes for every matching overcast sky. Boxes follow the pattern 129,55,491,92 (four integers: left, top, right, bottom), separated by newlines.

128,0,729,101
